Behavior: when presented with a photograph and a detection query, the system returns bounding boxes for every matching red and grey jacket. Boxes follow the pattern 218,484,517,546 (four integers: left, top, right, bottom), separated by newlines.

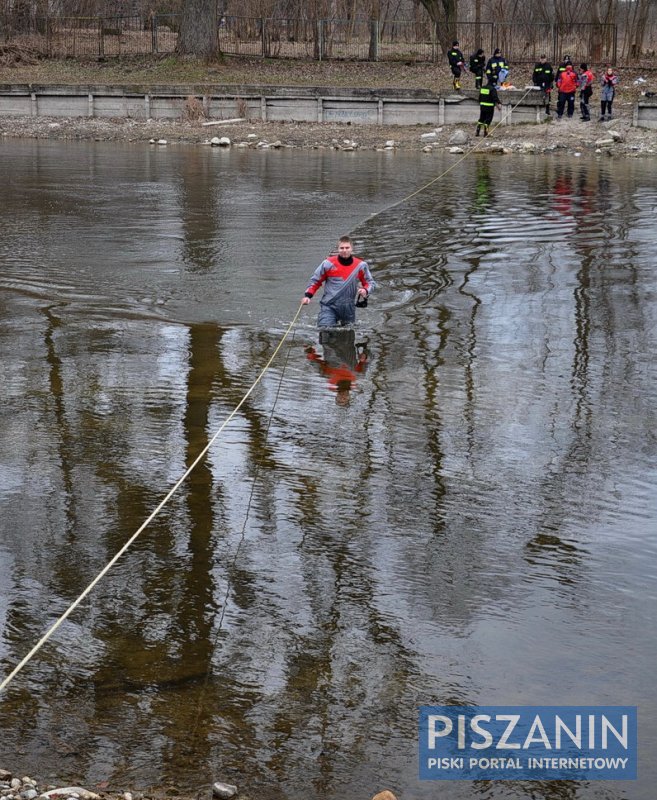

304,255,375,306
579,69,595,90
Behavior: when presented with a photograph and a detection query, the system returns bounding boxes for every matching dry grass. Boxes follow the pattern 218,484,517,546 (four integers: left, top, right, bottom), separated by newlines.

182,94,207,120
0,53,652,106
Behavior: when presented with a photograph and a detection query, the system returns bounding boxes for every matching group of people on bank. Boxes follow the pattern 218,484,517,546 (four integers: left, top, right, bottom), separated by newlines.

531,55,619,121
447,41,509,92
447,42,620,136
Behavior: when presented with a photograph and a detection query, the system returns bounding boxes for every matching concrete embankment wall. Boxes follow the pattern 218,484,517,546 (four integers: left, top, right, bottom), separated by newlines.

0,84,545,126
1,84,652,128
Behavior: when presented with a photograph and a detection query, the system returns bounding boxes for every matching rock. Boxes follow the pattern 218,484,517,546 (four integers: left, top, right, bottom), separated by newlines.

420,131,437,140
270,140,282,148
385,139,396,147
0,772,12,783
448,129,469,145
422,145,433,152
210,136,221,145
519,142,537,153
148,138,156,144
40,789,99,800
448,146,464,154
12,780,22,791
123,793,132,800
156,139,167,145
247,133,257,139
371,792,398,800
608,129,625,142
211,783,237,799
595,137,614,146
20,791,37,800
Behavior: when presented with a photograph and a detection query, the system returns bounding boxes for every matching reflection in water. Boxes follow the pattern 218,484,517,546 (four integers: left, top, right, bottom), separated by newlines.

306,329,368,405
0,141,656,800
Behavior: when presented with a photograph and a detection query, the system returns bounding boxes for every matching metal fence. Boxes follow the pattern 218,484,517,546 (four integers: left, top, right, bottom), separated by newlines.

0,13,619,66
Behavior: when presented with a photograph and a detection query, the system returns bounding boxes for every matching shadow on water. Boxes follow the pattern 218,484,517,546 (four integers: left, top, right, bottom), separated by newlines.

0,141,656,800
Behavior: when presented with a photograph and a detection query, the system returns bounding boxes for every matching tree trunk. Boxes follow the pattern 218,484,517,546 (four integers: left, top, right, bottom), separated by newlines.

176,0,219,60
369,0,380,60
416,0,457,51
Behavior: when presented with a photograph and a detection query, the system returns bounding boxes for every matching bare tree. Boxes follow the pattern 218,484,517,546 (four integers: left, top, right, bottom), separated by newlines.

414,0,458,50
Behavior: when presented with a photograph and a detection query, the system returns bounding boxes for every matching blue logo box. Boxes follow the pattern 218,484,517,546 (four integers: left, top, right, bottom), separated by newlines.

419,705,637,780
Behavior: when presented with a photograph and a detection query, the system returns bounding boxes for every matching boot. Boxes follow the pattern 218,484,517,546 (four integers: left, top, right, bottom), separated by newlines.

483,127,488,137
475,125,481,137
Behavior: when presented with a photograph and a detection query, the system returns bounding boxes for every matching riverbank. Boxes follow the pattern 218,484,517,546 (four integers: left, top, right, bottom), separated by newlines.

0,770,398,800
2,54,656,156
1,108,655,157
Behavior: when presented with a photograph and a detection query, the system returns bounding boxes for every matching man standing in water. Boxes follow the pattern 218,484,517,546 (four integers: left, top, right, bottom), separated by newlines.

301,236,375,328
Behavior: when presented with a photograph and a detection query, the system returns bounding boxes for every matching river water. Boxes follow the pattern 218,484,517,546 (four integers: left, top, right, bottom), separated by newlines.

0,139,656,800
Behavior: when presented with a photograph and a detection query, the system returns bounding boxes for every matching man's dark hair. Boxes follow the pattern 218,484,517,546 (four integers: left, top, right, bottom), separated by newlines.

580,62,588,70
339,235,352,244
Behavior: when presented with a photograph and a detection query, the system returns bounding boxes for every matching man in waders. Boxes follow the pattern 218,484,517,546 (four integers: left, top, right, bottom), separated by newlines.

476,76,501,137
301,236,375,328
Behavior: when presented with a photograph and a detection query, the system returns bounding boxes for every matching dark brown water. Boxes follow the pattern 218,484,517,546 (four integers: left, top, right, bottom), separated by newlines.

1,140,656,800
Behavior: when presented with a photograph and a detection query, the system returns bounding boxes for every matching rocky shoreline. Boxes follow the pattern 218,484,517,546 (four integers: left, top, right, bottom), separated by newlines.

0,770,398,800
1,110,656,157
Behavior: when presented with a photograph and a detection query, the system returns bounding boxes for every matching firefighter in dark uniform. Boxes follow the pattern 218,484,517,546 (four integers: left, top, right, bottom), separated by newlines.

469,48,486,90
532,54,555,116
555,54,573,83
485,48,508,87
476,76,502,137
447,40,466,91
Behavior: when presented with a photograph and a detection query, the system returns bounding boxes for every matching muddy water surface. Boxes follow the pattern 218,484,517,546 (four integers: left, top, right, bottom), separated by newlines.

1,140,656,800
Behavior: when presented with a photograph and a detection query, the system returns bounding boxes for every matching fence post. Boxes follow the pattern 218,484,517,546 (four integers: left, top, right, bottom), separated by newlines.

318,19,324,61
99,19,104,58
552,24,558,65
261,17,266,57
151,14,157,54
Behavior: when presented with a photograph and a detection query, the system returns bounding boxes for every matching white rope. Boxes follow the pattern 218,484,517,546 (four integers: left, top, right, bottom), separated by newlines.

361,86,535,222
0,303,304,695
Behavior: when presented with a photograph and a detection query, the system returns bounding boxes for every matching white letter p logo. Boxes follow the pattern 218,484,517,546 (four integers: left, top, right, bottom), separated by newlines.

428,715,453,749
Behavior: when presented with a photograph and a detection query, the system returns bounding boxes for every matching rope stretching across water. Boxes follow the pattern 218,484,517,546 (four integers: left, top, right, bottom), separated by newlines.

0,304,304,696
0,86,535,697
